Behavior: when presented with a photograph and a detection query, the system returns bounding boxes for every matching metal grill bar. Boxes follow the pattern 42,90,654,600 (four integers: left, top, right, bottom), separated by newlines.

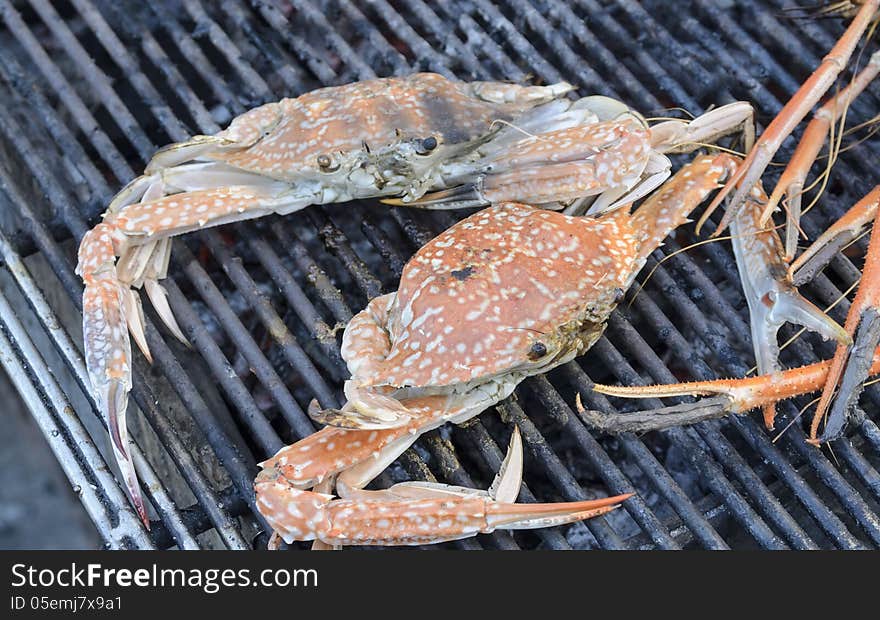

0,0,878,550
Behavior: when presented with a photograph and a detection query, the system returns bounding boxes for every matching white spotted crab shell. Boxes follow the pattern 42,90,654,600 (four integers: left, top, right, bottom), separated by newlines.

349,202,642,389
206,73,573,185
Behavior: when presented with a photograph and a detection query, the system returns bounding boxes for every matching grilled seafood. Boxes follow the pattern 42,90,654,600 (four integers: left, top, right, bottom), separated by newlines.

256,154,843,546
77,73,751,528
592,2,880,445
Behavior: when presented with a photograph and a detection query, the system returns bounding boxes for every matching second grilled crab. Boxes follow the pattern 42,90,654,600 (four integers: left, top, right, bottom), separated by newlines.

76,72,755,532
256,153,850,547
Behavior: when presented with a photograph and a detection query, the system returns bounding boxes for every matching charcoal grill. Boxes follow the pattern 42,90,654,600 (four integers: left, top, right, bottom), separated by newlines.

1,0,879,550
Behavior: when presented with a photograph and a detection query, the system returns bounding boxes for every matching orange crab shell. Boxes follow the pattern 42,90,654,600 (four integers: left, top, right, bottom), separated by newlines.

359,202,641,388
209,73,569,180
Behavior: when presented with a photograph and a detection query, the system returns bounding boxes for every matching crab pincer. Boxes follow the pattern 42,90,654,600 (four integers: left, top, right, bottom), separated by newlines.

589,346,880,433
76,224,148,526
575,164,848,434
256,428,631,547
808,186,880,443
584,187,880,439
729,183,850,428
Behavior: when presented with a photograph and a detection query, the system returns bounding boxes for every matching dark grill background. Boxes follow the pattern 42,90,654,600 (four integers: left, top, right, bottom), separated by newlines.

1,0,879,550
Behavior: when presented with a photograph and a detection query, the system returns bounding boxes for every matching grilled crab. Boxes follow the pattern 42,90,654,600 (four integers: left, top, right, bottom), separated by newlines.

256,153,847,546
76,72,753,527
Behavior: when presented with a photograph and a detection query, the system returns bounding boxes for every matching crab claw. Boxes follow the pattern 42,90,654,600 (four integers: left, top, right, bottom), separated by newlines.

809,186,880,444
103,378,149,528
77,225,149,528
479,494,629,533
80,282,147,525
588,346,880,434
256,429,631,546
730,185,849,427
391,116,653,209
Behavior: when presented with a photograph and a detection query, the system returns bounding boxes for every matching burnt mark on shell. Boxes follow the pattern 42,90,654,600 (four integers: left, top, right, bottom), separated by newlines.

451,265,476,281
418,81,511,145
768,261,789,282
422,91,466,143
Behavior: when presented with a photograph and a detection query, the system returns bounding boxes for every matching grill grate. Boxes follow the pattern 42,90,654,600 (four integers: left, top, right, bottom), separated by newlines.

0,0,879,550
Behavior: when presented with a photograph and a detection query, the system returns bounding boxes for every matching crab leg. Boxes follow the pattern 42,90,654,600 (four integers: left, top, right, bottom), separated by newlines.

789,186,879,286
403,100,754,212
628,153,736,261
261,418,424,490
589,102,753,215
766,50,880,260
729,184,849,428
108,178,176,361
696,0,880,235
76,183,316,524
808,186,880,442
256,429,631,546
632,153,845,431
260,373,523,490
588,188,880,438
392,117,653,209
76,223,146,525
584,154,845,432
584,346,880,434
648,101,755,155
466,80,575,104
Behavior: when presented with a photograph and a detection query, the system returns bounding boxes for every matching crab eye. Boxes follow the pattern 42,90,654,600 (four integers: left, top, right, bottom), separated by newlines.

317,154,339,172
417,136,438,155
528,341,548,361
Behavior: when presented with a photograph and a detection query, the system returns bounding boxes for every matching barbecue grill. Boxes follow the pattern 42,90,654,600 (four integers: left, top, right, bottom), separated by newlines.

1,0,879,550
